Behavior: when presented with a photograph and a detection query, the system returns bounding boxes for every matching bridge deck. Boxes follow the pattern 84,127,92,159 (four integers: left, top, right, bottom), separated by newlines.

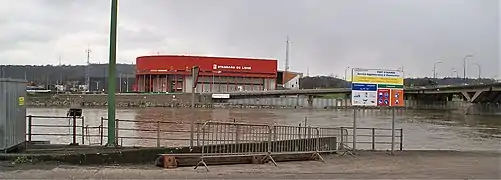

201,83,501,97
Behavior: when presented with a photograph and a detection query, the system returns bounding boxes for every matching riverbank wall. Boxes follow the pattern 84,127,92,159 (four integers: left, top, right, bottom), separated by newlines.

26,93,500,115
27,94,198,108
24,93,450,109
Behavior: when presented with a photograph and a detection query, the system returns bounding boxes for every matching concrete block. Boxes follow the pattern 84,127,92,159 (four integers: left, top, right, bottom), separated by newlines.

162,155,178,168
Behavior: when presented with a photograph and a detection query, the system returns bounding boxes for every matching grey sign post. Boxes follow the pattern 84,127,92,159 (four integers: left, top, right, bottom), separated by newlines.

351,68,404,155
190,66,200,148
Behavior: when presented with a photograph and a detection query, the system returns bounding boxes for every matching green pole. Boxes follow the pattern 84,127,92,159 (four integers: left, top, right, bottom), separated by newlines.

107,0,118,146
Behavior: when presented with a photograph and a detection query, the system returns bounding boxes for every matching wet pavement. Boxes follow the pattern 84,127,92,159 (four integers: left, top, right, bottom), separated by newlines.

1,151,500,179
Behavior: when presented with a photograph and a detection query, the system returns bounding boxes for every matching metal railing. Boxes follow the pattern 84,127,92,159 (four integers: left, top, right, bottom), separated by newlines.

26,115,85,145
83,118,204,147
25,116,403,159
318,127,349,152
195,121,347,171
340,127,403,151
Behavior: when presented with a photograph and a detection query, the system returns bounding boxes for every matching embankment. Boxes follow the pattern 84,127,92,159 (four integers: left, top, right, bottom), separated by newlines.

27,93,198,108
26,94,499,116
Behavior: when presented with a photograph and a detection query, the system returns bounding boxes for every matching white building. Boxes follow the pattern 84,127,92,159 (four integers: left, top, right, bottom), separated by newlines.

277,71,303,90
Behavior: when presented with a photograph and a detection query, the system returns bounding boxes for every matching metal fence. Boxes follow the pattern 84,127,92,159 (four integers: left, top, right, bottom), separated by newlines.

195,121,352,171
84,118,203,147
25,116,404,161
195,121,274,171
27,115,85,145
340,127,403,151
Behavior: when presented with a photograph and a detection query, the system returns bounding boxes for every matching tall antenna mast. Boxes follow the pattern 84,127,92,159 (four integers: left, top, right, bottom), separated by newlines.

284,36,291,87
306,67,309,77
58,55,62,66
85,49,91,91
285,36,290,72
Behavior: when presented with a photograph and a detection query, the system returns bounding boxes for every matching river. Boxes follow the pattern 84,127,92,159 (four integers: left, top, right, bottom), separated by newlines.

26,107,501,151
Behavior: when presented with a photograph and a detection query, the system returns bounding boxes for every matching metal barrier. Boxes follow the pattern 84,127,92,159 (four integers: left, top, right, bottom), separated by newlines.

84,118,203,147
195,121,334,171
27,116,403,152
271,125,324,156
194,121,403,171
317,127,349,152
340,127,403,151
27,115,85,146
195,121,276,171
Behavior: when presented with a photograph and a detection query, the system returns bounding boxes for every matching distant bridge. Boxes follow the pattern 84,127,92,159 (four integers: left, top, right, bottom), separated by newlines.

203,83,501,103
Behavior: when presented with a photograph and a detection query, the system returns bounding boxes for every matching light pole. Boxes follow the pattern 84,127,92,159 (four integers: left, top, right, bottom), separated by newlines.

126,74,129,92
398,65,404,79
344,66,350,81
433,61,442,79
451,68,457,78
119,73,122,93
95,81,100,92
463,55,473,81
472,63,481,79
107,0,118,146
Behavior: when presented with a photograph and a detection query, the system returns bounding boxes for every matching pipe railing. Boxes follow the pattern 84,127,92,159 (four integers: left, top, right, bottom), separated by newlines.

26,116,404,153
26,115,85,146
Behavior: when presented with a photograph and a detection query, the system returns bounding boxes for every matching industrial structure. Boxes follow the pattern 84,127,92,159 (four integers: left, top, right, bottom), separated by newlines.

135,55,280,93
0,78,26,152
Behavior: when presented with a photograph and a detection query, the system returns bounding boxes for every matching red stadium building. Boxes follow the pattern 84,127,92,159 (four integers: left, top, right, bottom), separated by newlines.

135,55,278,93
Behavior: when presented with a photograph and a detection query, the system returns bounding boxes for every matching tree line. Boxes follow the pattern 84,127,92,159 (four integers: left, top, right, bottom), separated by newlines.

0,64,496,90
298,76,497,89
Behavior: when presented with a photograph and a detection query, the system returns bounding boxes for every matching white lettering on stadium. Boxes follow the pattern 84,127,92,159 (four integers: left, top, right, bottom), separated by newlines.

213,64,252,70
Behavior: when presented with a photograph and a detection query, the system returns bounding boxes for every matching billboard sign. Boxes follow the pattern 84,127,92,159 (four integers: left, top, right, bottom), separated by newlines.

351,68,404,107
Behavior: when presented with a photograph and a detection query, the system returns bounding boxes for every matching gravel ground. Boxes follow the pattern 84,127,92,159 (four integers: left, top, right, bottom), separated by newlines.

1,151,500,179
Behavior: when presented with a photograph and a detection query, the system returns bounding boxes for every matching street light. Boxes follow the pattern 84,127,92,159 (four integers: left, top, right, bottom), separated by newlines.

433,61,442,79
0,66,4,78
397,65,404,71
451,68,457,78
462,55,474,81
398,65,405,78
94,81,100,92
107,0,118,146
119,73,122,93
472,63,481,79
344,66,350,81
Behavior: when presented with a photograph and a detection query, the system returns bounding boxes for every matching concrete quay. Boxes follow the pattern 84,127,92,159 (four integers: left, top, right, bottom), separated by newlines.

1,150,499,179
0,136,337,166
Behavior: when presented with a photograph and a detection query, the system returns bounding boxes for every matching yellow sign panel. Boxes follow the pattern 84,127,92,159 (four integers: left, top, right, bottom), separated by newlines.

352,76,403,85
18,97,25,106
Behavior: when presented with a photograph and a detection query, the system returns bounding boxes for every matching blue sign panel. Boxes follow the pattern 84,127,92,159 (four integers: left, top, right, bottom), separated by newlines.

351,83,377,91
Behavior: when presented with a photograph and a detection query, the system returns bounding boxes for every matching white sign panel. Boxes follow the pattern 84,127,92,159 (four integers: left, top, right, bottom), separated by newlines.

213,64,252,70
351,68,405,107
352,90,377,106
212,93,230,99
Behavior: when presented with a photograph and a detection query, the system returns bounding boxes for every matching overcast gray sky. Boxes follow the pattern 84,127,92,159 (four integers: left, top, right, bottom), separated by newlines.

0,0,499,78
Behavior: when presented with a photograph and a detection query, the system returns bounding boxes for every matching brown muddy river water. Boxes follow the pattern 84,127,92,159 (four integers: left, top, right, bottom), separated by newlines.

27,108,501,151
